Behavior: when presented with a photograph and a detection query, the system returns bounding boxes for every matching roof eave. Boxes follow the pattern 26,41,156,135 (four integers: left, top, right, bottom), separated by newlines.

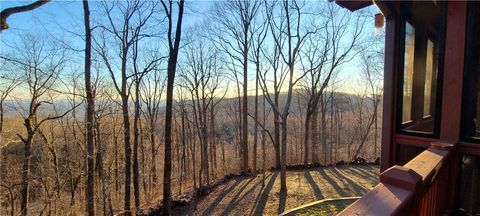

334,0,373,12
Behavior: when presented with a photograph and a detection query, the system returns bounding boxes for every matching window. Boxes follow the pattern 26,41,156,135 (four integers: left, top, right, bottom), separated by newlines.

402,22,415,123
457,154,480,215
397,1,446,135
461,1,480,141
424,39,435,117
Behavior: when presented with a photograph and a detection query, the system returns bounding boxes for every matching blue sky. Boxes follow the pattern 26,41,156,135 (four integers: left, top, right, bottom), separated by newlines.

0,1,383,96
0,1,212,52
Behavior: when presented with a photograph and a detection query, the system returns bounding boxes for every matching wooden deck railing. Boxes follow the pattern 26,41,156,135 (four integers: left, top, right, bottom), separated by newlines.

338,142,454,216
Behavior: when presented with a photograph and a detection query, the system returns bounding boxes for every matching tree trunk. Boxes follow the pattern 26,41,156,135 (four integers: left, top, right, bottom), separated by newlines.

202,102,209,184
353,108,376,160
187,117,197,191
163,59,174,216
321,94,327,165
334,101,340,164
175,124,182,195
192,99,203,187
242,42,249,175
210,104,217,179
162,1,184,214
262,96,266,187
303,111,311,165
95,124,108,216
20,133,32,216
0,101,3,133
140,126,148,201
280,116,287,195
311,108,318,164
133,80,141,211
5,186,14,216
180,109,187,195
253,68,259,174
150,118,157,193
122,93,132,215
114,133,119,192
82,1,95,215
236,75,242,160
373,94,378,160
274,98,281,169
330,92,334,165
222,140,226,176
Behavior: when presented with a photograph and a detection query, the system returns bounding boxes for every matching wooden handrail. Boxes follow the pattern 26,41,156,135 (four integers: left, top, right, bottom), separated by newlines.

338,142,454,216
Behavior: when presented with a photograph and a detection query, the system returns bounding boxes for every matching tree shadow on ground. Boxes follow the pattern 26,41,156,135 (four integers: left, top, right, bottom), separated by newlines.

223,175,268,215
304,171,324,200
247,173,273,216
277,191,286,215
220,177,257,215
201,178,244,216
316,168,349,197
345,166,378,183
356,165,380,178
251,172,277,216
329,168,368,195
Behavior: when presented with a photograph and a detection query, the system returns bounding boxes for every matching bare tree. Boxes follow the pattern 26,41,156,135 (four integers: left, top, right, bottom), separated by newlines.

262,96,267,186
173,90,188,195
0,75,20,133
249,15,268,175
211,1,261,174
140,66,165,197
93,81,116,216
298,4,364,165
351,52,383,161
1,34,77,216
132,26,161,210
62,73,86,214
0,1,382,214
360,41,384,160
82,0,95,215
207,72,227,181
95,1,156,213
181,35,223,187
261,0,315,195
160,0,184,215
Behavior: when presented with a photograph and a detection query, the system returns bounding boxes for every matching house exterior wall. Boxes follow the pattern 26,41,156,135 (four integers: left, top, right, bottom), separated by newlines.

380,1,480,213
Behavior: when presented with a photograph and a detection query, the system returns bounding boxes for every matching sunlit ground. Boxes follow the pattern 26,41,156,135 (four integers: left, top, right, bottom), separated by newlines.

184,164,379,216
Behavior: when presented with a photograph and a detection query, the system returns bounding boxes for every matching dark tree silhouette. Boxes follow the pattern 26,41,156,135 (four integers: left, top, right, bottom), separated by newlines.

161,0,185,215
0,0,50,32
82,0,95,215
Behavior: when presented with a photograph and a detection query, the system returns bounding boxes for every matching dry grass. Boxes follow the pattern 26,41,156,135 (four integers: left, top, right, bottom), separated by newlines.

187,164,379,216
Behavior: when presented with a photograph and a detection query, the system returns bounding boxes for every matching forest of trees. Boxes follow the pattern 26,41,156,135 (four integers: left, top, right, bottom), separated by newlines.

0,0,384,215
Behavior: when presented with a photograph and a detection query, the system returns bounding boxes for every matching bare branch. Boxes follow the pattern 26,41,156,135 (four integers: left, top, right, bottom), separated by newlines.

0,0,50,31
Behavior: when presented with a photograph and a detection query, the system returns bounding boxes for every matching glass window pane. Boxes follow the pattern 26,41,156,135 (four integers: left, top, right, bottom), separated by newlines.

424,39,434,117
398,1,444,135
403,22,415,123
458,154,480,215
462,2,480,140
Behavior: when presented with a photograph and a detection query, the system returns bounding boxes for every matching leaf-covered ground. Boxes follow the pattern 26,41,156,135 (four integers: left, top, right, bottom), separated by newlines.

285,198,358,216
186,164,379,216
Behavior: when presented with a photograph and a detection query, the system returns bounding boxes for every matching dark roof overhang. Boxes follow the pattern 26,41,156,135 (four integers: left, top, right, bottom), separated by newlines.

334,0,393,16
334,0,373,12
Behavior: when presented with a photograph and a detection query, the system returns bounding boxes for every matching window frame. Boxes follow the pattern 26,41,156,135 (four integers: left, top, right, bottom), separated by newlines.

395,1,446,138
460,1,480,144
454,153,480,215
